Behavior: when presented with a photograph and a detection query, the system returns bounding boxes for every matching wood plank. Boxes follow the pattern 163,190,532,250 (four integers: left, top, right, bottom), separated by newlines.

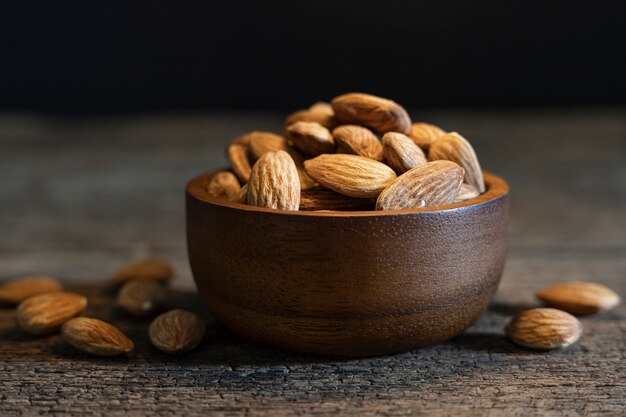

1,109,625,415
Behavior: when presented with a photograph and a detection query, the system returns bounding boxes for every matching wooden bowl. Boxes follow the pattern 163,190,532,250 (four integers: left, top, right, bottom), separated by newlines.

186,171,509,356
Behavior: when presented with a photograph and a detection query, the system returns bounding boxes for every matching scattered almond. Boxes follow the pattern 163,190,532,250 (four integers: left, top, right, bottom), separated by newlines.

300,189,374,211
117,280,168,318
286,121,335,156
382,132,427,174
62,317,134,356
408,122,446,151
455,183,480,202
149,309,205,354
227,143,253,183
0,276,63,305
536,282,620,315
331,93,411,134
333,125,384,161
506,308,582,350
108,258,174,288
376,161,464,210
248,131,288,160
206,171,241,201
304,154,397,198
429,132,486,193
247,150,301,210
16,291,88,335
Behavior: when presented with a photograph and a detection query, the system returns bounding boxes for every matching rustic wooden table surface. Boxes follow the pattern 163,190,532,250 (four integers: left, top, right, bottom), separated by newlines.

1,109,625,416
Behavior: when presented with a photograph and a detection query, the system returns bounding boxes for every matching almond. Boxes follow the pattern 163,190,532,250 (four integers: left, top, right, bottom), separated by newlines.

16,291,88,335
536,282,620,315
304,154,397,198
333,125,384,161
285,107,338,131
382,132,427,174
308,101,334,114
206,171,241,201
455,183,480,202
235,183,248,204
429,132,485,193
0,276,63,305
62,317,134,356
108,258,174,288
248,131,288,160
231,133,252,146
117,280,168,318
286,121,335,156
285,146,320,191
506,308,582,350
149,309,205,354
247,150,301,210
407,122,446,151
376,161,464,211
300,189,375,211
331,93,411,134
227,143,253,183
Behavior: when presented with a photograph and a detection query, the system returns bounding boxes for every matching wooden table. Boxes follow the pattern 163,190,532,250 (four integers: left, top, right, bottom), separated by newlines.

1,109,625,416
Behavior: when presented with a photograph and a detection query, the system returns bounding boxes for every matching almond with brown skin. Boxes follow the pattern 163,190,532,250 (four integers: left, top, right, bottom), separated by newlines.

0,276,63,305
206,171,241,201
407,122,446,151
331,93,411,134
455,183,480,202
17,291,88,335
304,154,397,198
382,132,427,174
62,317,134,356
231,133,252,146
108,258,174,288
149,309,205,354
506,308,582,350
333,125,384,161
286,121,335,156
117,280,168,318
308,101,334,114
536,282,620,315
429,132,486,193
300,189,375,211
285,105,338,130
247,150,301,210
285,146,319,191
234,183,248,204
376,161,464,211
227,143,253,183
248,131,288,160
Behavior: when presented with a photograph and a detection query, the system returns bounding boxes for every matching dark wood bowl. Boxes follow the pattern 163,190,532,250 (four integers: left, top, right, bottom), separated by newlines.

186,171,509,356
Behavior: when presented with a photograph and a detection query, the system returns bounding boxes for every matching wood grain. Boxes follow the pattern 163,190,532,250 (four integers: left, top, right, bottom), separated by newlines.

0,109,625,416
187,171,509,355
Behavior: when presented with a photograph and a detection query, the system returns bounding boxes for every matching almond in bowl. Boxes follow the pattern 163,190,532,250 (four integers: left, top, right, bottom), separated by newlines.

186,92,509,356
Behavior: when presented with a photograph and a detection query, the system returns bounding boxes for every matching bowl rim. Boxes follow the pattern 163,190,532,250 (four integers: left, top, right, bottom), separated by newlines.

186,170,509,217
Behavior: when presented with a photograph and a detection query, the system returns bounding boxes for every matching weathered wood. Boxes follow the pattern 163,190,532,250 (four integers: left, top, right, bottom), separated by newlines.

1,109,625,415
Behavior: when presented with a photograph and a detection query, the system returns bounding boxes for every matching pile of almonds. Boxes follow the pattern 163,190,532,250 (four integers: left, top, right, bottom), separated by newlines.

208,92,486,211
0,258,205,356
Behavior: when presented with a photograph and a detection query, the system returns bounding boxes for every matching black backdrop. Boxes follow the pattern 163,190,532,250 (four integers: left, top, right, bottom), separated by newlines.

1,1,625,112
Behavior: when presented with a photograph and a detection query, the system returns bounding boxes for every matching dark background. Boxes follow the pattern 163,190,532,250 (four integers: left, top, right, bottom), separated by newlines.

1,1,625,113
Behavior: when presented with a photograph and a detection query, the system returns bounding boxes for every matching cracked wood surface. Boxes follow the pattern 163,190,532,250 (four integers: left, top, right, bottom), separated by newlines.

1,109,625,416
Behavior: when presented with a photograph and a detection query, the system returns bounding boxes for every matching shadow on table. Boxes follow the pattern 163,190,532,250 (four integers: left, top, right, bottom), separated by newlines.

1,287,583,372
